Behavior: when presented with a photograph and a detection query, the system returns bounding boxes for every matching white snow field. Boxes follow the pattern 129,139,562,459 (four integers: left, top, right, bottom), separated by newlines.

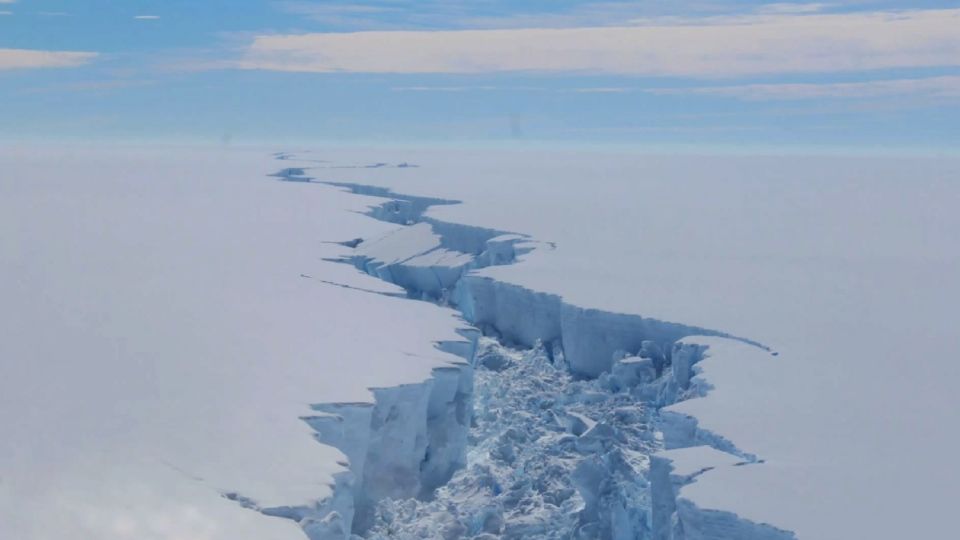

2,145,959,540
0,146,474,540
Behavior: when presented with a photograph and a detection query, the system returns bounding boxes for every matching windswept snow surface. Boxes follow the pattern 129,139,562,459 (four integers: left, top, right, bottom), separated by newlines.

2,145,959,540
0,146,471,539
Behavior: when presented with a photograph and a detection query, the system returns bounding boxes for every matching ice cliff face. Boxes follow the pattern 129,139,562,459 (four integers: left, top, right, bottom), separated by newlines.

293,355,474,538
260,163,794,539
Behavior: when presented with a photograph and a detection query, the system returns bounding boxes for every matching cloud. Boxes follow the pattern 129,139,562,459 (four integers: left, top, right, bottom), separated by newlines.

279,1,803,31
392,85,500,92
134,15,160,20
278,1,643,31
0,0,15,4
756,3,831,15
651,76,960,101
389,85,632,93
281,2,399,17
456,2,689,30
236,9,960,77
571,87,631,93
21,79,156,95
0,11,11,15
0,48,97,70
276,2,405,30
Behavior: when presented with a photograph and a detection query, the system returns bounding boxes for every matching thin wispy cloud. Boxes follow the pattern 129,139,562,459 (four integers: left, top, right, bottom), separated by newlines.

756,3,832,15
652,76,960,101
0,11,11,15
279,1,820,31
457,2,686,30
0,48,97,70
392,85,500,92
571,87,631,93
281,3,399,17
134,15,160,20
278,2,408,30
391,85,639,94
21,79,156,96
236,9,960,77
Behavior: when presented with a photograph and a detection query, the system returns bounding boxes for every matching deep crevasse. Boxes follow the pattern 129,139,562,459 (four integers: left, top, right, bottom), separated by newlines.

257,163,796,540
366,337,655,540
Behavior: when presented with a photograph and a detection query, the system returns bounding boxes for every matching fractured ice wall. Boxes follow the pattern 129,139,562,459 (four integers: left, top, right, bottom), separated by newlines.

648,339,791,540
420,365,474,495
456,273,734,378
296,353,474,539
351,222,473,299
456,275,562,347
649,446,760,540
650,446,794,540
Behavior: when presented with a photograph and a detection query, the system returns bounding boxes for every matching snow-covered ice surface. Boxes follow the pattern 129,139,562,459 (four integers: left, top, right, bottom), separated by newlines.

0,146,472,539
3,144,959,540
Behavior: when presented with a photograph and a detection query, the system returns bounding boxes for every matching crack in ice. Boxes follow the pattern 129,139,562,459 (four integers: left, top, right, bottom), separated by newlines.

237,153,796,540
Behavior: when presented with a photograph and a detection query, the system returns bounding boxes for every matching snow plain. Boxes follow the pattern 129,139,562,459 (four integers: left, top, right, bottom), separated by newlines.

2,144,959,539
0,146,471,539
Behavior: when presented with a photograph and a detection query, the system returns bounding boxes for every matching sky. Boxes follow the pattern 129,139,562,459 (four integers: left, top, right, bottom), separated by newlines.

1,0,958,151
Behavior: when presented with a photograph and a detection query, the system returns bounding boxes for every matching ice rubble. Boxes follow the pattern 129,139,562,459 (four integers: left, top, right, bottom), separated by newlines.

263,170,791,540
366,338,655,540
